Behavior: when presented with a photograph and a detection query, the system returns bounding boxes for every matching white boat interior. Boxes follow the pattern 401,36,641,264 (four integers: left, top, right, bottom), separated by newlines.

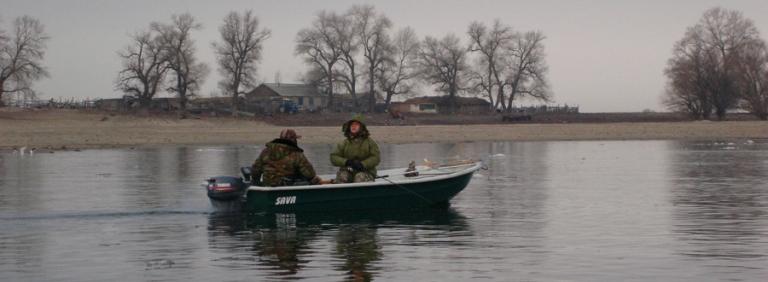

248,162,482,192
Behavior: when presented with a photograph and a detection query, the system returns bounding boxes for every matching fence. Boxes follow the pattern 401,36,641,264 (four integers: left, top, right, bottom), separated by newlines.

507,104,579,114
3,97,98,109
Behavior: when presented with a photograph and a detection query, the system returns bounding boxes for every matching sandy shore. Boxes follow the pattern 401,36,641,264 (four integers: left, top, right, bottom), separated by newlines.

1,109,767,150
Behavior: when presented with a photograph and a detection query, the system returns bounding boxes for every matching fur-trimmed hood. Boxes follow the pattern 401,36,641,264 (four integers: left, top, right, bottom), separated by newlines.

341,119,370,139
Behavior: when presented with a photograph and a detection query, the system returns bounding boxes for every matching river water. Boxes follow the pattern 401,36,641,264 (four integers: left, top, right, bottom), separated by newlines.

1,140,767,281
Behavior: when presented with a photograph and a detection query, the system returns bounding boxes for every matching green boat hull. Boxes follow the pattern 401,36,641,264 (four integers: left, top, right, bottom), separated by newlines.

242,169,475,213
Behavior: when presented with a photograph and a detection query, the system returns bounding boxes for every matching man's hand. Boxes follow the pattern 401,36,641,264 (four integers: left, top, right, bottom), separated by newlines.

345,159,365,171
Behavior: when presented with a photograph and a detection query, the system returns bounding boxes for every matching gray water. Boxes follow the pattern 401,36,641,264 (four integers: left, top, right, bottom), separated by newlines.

1,140,768,281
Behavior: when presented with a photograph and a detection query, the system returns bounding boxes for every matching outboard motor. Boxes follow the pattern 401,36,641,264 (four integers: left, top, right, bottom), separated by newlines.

204,167,254,212
205,176,247,202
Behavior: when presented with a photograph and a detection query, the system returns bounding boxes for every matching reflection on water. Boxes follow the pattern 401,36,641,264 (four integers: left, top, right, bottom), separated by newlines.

1,140,768,281
670,141,768,278
206,209,469,281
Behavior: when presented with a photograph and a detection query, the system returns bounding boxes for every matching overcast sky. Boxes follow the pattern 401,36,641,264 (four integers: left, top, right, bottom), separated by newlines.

5,0,768,112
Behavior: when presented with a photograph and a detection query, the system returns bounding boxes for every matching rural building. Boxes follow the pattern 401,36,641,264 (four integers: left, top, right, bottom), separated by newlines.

245,83,326,113
390,96,491,114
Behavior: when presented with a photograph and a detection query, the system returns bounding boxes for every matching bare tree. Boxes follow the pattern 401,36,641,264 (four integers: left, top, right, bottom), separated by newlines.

351,5,392,112
417,34,469,114
296,11,344,111
735,40,768,120
467,19,514,111
213,10,271,115
664,25,713,119
664,7,762,120
333,11,360,109
115,30,168,108
0,16,49,107
699,7,761,119
503,31,550,111
377,27,419,108
153,13,209,118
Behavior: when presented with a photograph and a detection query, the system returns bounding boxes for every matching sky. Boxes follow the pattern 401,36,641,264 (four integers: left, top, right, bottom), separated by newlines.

4,0,768,112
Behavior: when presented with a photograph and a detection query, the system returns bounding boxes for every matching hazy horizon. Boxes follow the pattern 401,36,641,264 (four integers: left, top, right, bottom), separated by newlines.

5,0,768,112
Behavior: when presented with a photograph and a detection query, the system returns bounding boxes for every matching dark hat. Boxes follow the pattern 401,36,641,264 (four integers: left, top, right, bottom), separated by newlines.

279,129,301,141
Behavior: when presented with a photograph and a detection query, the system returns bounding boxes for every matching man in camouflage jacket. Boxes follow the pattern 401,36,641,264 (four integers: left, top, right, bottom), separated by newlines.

252,129,321,187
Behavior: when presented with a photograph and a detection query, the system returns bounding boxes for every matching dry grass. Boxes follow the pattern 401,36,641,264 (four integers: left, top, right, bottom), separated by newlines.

1,108,767,150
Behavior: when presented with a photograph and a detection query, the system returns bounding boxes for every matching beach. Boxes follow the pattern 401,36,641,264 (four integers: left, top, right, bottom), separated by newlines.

1,109,767,150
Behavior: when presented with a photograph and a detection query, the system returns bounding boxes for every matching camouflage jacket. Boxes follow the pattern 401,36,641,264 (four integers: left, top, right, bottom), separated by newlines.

252,139,319,187
330,119,381,176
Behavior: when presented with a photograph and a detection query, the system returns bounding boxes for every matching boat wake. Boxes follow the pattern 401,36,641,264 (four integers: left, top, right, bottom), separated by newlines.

0,209,210,221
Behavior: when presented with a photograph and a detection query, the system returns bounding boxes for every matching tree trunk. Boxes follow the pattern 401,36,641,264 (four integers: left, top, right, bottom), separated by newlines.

140,96,151,109
177,73,187,119
506,91,516,113
348,75,358,110
496,86,506,111
448,86,457,114
486,88,494,113
495,82,507,111
368,66,376,113
0,81,4,107
231,93,239,116
384,90,393,109
486,64,496,113
715,107,726,120
506,77,522,113
140,84,151,109
494,95,502,110
179,94,187,118
326,66,335,111
231,82,240,117
350,86,358,109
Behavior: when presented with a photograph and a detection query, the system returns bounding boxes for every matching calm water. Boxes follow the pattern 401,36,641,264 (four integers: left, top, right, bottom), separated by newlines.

1,140,768,281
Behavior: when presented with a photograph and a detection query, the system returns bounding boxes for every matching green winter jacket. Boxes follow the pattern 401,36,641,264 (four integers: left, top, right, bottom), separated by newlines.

330,119,381,176
252,139,319,187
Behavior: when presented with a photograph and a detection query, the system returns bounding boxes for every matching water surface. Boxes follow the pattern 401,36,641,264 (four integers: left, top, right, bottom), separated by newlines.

1,140,767,281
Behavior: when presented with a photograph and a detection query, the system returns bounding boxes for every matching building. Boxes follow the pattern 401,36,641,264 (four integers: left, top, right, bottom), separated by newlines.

390,96,491,114
245,83,326,112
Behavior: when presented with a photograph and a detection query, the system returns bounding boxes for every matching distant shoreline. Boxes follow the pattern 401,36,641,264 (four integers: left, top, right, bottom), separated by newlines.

1,109,767,151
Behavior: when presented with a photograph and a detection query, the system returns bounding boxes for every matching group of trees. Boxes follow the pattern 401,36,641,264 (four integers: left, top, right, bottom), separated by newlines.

467,20,549,112
116,11,269,116
0,15,49,107
11,6,768,120
115,13,208,117
2,8,550,115
664,7,768,120
295,5,551,113
295,6,410,113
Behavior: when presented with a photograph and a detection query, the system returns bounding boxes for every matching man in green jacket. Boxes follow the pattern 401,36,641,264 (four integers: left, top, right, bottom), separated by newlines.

330,118,381,183
252,129,321,187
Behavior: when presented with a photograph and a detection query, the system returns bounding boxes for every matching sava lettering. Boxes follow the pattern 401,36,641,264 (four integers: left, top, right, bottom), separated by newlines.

274,196,296,205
